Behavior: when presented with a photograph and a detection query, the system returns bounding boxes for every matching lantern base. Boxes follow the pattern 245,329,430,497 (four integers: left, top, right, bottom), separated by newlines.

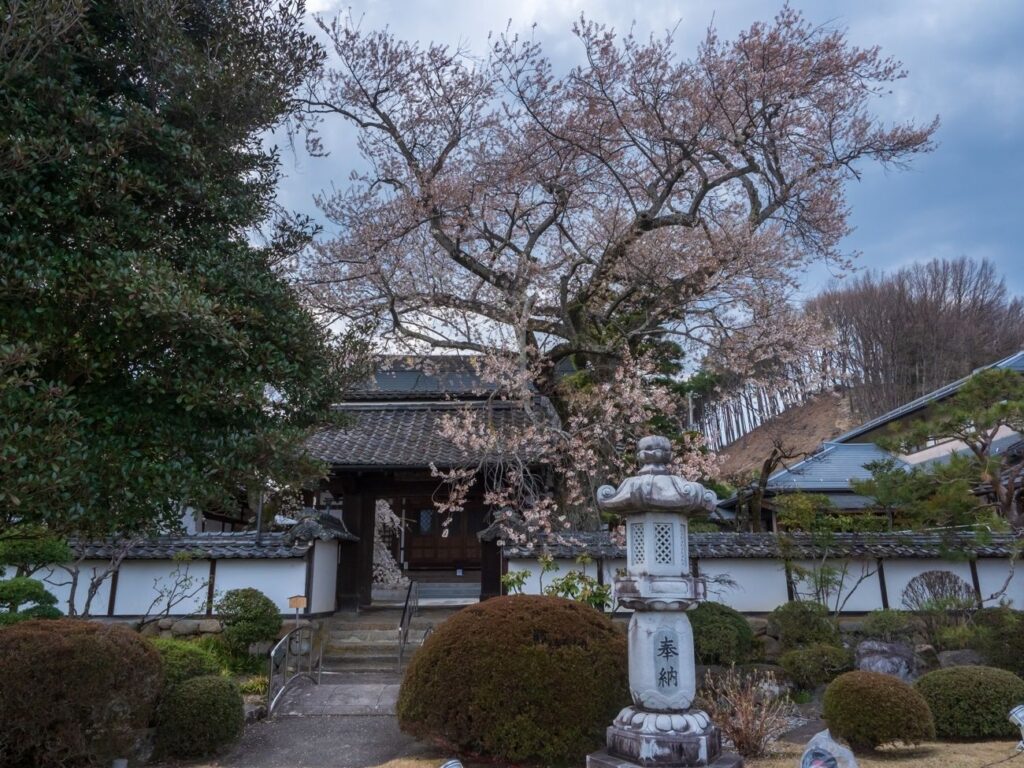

587,706,742,768
587,748,742,768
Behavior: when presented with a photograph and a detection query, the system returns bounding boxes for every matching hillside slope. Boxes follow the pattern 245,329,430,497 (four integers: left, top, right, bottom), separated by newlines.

717,390,858,481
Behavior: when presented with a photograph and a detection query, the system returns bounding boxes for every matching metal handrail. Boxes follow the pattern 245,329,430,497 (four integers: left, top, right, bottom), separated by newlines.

396,579,419,670
267,622,323,714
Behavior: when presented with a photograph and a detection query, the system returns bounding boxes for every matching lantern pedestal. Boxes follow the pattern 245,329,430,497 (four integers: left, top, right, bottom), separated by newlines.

586,436,743,768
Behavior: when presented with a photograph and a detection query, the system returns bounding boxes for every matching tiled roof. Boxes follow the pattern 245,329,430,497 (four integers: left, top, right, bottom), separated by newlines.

766,442,905,491
307,401,544,468
343,354,576,401
72,514,357,560
834,350,1024,443
74,532,311,560
345,355,495,401
502,530,1021,560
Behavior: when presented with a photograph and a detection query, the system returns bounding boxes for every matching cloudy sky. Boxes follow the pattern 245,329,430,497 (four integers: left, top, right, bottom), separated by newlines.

275,0,1024,296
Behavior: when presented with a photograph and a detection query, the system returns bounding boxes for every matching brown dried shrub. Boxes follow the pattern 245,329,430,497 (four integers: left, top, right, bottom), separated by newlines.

0,619,163,767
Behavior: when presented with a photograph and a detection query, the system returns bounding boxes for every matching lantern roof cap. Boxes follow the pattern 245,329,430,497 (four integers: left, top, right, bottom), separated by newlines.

597,436,717,514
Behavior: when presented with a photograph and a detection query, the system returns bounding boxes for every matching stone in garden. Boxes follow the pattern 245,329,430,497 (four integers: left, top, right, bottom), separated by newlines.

157,617,174,630
170,619,200,636
800,730,857,768
937,648,984,668
913,644,939,671
198,619,222,634
138,621,160,637
760,635,783,661
854,640,917,681
747,617,769,636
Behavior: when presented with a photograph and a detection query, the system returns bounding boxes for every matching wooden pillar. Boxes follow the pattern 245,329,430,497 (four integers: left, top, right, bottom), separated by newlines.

480,537,501,600
336,490,362,610
355,493,376,609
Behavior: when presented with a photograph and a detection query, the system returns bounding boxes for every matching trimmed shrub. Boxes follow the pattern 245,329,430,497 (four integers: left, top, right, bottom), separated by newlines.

975,610,1024,676
780,644,853,690
156,674,244,758
0,577,61,625
915,666,1024,740
861,610,919,643
0,619,163,768
216,588,281,653
823,671,935,752
398,595,628,766
768,601,839,649
150,637,221,688
690,601,755,665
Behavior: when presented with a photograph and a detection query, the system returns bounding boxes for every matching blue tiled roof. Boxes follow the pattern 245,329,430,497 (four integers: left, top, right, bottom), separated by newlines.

833,350,1024,443
766,442,905,491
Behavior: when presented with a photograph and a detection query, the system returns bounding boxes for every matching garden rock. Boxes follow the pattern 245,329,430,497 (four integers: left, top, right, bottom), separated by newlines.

854,640,917,681
914,644,939,671
800,729,858,768
171,619,200,636
198,619,222,634
747,617,769,636
937,648,984,668
760,635,783,661
158,617,174,630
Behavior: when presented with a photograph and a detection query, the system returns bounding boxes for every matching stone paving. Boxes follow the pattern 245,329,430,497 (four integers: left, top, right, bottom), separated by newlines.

274,675,401,716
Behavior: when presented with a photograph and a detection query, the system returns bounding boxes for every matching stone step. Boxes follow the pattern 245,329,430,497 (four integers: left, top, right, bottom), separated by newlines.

328,629,402,643
326,642,403,657
323,654,403,673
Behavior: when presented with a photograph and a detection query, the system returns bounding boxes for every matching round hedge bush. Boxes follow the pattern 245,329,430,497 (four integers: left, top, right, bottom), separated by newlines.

216,588,282,653
0,619,163,768
690,601,755,665
780,644,853,690
914,666,1024,740
823,671,935,752
150,637,221,688
156,674,244,758
768,601,839,649
397,595,628,767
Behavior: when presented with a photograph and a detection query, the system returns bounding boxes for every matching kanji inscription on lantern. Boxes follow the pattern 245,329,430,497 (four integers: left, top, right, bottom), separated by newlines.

653,628,680,689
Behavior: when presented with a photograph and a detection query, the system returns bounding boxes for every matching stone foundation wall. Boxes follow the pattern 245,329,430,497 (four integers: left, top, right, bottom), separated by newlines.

139,617,224,638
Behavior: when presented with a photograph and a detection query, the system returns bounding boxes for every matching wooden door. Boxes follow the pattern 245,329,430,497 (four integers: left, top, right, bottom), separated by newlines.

402,497,483,569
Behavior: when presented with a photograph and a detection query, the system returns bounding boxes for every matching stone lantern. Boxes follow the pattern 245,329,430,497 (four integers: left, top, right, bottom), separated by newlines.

588,436,741,768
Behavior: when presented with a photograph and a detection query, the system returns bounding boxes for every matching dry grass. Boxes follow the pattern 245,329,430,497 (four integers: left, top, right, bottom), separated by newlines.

338,741,1023,768
749,740,1021,768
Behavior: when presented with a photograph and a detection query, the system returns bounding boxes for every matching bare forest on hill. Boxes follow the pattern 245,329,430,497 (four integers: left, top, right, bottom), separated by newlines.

700,257,1024,451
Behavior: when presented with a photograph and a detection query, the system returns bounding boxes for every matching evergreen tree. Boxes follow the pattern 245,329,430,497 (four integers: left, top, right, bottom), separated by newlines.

0,0,364,540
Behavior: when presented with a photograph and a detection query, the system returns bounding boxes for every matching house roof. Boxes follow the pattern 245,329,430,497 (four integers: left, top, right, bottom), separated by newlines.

307,400,544,469
344,355,495,401
716,442,904,511
343,354,576,402
72,514,357,560
765,442,905,491
502,530,1021,560
833,350,1024,443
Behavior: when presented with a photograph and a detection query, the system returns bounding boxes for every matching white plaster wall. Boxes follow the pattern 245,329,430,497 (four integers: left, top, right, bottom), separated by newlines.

113,560,212,616
311,540,338,613
214,559,308,613
976,559,1024,608
882,558,976,610
698,558,789,612
789,558,884,612
37,561,112,617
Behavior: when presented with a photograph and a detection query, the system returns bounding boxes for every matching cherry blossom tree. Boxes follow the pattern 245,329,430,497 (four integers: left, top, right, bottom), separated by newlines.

301,8,937,532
